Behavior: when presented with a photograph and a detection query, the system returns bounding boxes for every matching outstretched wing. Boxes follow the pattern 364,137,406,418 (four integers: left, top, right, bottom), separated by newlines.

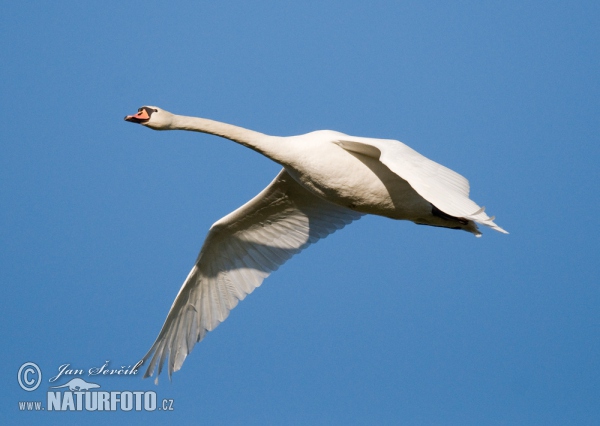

333,137,507,234
138,169,363,381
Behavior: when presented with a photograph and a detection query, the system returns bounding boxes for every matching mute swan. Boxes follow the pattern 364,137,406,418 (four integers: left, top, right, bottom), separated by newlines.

125,106,507,381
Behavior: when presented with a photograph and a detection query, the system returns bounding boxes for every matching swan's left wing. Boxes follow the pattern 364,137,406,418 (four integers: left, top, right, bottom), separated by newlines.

333,137,507,234
138,169,362,381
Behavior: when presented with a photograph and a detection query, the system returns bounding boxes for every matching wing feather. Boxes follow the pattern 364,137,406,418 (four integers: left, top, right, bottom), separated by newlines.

334,137,507,234
138,169,362,381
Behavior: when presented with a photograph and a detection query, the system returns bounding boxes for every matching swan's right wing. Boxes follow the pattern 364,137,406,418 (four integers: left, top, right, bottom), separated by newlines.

139,169,362,381
334,137,507,234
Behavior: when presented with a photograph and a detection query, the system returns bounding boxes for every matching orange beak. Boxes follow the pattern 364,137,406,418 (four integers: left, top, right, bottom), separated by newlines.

124,109,150,123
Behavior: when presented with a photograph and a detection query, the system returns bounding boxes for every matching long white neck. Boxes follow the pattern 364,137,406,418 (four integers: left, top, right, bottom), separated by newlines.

170,114,286,162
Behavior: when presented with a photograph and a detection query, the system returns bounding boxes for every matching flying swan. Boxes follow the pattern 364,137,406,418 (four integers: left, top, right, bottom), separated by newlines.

125,106,507,382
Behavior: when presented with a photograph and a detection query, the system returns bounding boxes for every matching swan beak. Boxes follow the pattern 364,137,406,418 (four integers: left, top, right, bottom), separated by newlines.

124,109,150,123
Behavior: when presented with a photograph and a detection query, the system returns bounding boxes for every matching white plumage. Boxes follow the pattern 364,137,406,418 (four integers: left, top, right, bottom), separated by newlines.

124,106,507,381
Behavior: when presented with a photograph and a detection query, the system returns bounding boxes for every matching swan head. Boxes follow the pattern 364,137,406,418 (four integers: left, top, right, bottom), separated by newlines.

124,106,174,130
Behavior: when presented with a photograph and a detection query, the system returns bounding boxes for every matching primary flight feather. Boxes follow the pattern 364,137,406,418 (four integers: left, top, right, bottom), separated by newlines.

125,106,507,381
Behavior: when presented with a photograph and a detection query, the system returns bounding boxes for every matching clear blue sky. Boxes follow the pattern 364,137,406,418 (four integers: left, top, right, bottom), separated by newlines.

1,1,598,424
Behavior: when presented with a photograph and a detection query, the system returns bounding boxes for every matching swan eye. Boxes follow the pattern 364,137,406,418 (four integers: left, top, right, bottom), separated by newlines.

153,109,158,112
138,108,143,112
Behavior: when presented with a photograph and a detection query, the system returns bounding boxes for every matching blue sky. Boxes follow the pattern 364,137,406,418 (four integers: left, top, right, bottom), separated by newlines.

1,1,598,424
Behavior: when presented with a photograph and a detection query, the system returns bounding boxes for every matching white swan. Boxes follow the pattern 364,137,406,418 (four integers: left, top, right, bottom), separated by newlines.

125,106,507,381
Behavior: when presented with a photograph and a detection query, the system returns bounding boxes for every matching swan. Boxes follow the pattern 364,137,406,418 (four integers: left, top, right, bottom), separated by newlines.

125,106,507,381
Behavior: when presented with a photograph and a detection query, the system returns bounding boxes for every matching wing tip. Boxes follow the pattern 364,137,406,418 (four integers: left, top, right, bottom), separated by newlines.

464,207,508,235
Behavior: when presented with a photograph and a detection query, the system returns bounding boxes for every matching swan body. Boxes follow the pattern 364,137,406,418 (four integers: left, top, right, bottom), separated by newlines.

125,106,507,381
